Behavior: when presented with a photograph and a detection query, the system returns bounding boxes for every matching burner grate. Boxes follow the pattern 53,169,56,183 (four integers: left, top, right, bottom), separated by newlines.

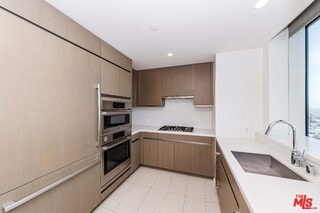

158,125,194,132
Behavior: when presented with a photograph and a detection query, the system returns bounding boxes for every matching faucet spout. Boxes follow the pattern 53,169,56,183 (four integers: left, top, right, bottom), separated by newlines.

265,120,297,150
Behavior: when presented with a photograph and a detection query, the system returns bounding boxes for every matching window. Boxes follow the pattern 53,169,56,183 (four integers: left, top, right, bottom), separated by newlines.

306,17,320,140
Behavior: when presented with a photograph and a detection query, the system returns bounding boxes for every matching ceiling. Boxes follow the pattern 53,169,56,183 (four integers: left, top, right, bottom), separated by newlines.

45,0,313,70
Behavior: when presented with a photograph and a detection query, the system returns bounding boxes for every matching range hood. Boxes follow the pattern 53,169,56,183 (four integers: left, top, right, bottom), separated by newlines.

162,96,194,99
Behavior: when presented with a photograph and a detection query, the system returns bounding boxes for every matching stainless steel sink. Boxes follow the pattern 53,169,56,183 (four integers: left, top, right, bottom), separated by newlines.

232,151,307,181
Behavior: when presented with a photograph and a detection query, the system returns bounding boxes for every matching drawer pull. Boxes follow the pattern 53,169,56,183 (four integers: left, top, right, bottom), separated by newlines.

2,160,100,213
143,137,212,146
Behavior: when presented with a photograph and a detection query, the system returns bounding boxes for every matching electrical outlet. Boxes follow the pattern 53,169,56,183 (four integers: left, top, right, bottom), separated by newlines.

245,128,249,134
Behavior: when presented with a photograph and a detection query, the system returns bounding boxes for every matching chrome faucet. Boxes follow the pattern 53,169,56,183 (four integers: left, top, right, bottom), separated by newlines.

265,120,304,166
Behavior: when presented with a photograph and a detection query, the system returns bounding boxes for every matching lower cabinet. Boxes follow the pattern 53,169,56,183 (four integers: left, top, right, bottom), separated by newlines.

216,143,251,213
217,160,239,213
131,133,141,172
193,142,213,176
174,142,193,173
141,133,158,167
141,133,214,177
158,140,175,170
2,163,101,213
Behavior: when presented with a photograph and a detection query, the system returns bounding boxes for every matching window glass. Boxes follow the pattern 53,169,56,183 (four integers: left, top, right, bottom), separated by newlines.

307,18,320,140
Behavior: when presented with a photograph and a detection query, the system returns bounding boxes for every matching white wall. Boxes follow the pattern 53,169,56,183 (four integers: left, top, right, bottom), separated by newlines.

132,99,213,129
289,28,306,135
263,44,270,130
215,49,263,138
268,29,289,134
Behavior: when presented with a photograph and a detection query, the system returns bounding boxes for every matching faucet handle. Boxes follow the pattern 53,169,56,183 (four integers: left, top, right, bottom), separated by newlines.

306,164,315,176
291,150,306,167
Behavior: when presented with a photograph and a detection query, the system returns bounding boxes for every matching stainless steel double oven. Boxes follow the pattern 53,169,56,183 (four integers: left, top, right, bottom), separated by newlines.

100,98,132,189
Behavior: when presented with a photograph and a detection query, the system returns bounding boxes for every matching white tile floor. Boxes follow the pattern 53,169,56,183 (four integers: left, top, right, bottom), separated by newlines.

94,166,221,213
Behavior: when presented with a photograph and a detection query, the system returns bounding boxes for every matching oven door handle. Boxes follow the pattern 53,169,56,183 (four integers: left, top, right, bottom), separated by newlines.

102,136,131,151
101,111,131,116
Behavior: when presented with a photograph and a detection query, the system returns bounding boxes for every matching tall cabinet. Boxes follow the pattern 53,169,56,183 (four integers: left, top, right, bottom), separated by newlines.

0,1,132,212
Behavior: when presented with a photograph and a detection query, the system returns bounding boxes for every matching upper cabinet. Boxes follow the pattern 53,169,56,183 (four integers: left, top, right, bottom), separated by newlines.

101,41,132,72
101,60,132,98
194,62,214,106
133,62,214,107
132,70,139,106
138,69,164,106
161,65,194,97
100,42,132,98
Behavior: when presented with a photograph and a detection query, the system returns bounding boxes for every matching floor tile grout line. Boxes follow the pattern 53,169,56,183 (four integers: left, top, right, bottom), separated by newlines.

136,169,161,212
99,167,220,213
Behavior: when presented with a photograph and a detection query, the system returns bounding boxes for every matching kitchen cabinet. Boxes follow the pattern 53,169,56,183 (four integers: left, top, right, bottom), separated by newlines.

132,70,139,106
138,69,163,106
101,41,132,72
174,135,213,176
174,142,193,173
0,9,100,195
0,0,101,56
119,69,132,98
193,138,214,176
131,133,141,172
217,160,239,213
101,60,132,98
157,140,175,170
145,133,214,177
0,163,100,213
141,133,158,167
216,143,251,213
194,62,214,106
161,65,194,97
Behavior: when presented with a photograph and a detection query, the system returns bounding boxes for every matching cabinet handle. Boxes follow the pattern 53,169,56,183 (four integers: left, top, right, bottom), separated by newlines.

1,160,100,213
132,138,140,143
96,84,101,147
143,137,212,146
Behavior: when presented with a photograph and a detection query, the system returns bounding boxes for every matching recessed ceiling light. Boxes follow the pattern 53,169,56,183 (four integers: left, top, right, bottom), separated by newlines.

167,52,173,57
151,25,159,31
254,0,269,9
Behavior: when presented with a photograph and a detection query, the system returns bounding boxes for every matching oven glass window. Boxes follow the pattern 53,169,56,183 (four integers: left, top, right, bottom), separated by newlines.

105,114,130,128
103,140,130,175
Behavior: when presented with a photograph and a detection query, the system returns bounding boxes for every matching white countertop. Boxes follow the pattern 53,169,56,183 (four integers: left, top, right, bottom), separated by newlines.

217,135,320,213
132,125,215,137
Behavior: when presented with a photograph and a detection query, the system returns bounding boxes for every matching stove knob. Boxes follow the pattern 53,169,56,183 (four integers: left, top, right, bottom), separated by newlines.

103,136,108,142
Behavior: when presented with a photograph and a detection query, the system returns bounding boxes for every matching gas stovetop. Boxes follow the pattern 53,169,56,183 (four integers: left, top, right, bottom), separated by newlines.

158,125,194,132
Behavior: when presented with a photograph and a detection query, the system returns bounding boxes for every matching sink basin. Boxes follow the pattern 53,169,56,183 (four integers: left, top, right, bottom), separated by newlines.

232,151,307,182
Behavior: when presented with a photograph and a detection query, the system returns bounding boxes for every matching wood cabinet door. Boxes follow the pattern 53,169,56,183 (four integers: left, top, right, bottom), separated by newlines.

192,143,213,176
5,164,101,213
194,62,213,105
119,69,132,98
139,69,163,106
174,142,193,173
101,41,132,72
161,65,194,97
158,141,174,170
217,160,238,213
101,60,120,96
132,70,140,106
142,139,158,167
0,10,100,195
131,136,141,172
